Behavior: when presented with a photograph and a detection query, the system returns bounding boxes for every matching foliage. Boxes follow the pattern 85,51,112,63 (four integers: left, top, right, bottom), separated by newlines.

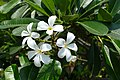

0,0,120,80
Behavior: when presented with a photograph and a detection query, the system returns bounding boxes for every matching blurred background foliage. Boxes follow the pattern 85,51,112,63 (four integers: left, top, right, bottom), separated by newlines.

0,0,120,80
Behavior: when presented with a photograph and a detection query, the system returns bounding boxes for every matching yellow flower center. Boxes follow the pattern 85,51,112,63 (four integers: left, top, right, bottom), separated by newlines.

37,50,43,54
64,43,68,48
48,27,53,30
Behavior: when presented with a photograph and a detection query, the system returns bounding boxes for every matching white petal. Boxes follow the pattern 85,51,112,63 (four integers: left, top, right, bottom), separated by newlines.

33,55,41,67
67,43,78,51
37,21,49,30
58,48,66,58
21,30,29,37
56,38,65,47
66,32,75,44
40,43,52,51
27,23,33,33
53,25,64,32
31,32,40,39
65,48,71,60
48,16,57,26
22,37,29,48
67,55,77,62
40,54,50,64
27,38,39,50
46,29,53,35
27,51,37,60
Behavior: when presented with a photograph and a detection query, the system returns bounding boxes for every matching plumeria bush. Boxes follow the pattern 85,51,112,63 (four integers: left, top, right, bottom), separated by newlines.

0,0,120,80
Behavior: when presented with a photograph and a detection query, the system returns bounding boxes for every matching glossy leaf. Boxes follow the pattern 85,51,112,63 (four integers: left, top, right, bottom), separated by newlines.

19,55,29,67
77,21,109,36
36,60,62,80
0,0,21,14
33,0,42,7
42,0,55,14
79,0,108,18
25,0,49,16
4,64,20,80
98,8,112,22
111,38,120,55
109,0,120,16
82,0,93,8
103,45,113,70
11,5,28,19
108,29,120,40
12,26,26,36
103,45,120,80
20,64,39,80
9,46,22,55
0,18,39,29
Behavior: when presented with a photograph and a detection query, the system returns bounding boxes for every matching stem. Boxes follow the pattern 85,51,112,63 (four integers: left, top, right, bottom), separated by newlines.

5,30,16,43
37,38,51,43
77,57,88,62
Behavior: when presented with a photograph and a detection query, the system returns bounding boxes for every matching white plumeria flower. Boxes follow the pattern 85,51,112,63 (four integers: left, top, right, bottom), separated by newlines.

27,40,52,67
21,22,40,48
37,16,64,35
56,32,78,62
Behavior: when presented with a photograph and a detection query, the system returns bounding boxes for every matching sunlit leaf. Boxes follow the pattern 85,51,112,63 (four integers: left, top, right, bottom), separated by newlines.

42,0,55,14
25,0,49,16
0,0,21,14
4,64,20,80
77,21,109,36
11,5,29,19
9,46,22,55
36,60,62,80
0,18,39,29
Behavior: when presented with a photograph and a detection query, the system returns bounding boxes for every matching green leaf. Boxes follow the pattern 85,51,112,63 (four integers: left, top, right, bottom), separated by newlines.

33,0,42,7
54,0,70,15
98,8,112,22
9,46,22,55
109,0,120,16
4,64,20,80
81,0,92,8
103,45,120,80
42,0,55,14
36,60,62,80
19,54,29,67
79,0,108,18
0,0,21,14
113,14,120,23
25,0,49,16
110,52,120,80
110,38,120,55
108,31,120,40
77,21,109,36
103,45,113,69
11,5,29,19
0,0,6,6
62,14,79,22
0,18,39,29
102,45,116,80
20,64,39,80
12,26,26,36
88,41,101,77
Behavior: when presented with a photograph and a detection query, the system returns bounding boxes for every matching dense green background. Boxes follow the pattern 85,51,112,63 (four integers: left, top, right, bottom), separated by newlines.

0,0,120,80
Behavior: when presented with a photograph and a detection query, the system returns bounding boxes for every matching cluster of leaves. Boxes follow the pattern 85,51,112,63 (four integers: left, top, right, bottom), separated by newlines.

0,0,120,80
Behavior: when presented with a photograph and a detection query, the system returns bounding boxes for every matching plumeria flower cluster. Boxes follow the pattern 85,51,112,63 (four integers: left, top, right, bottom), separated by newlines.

21,16,78,67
